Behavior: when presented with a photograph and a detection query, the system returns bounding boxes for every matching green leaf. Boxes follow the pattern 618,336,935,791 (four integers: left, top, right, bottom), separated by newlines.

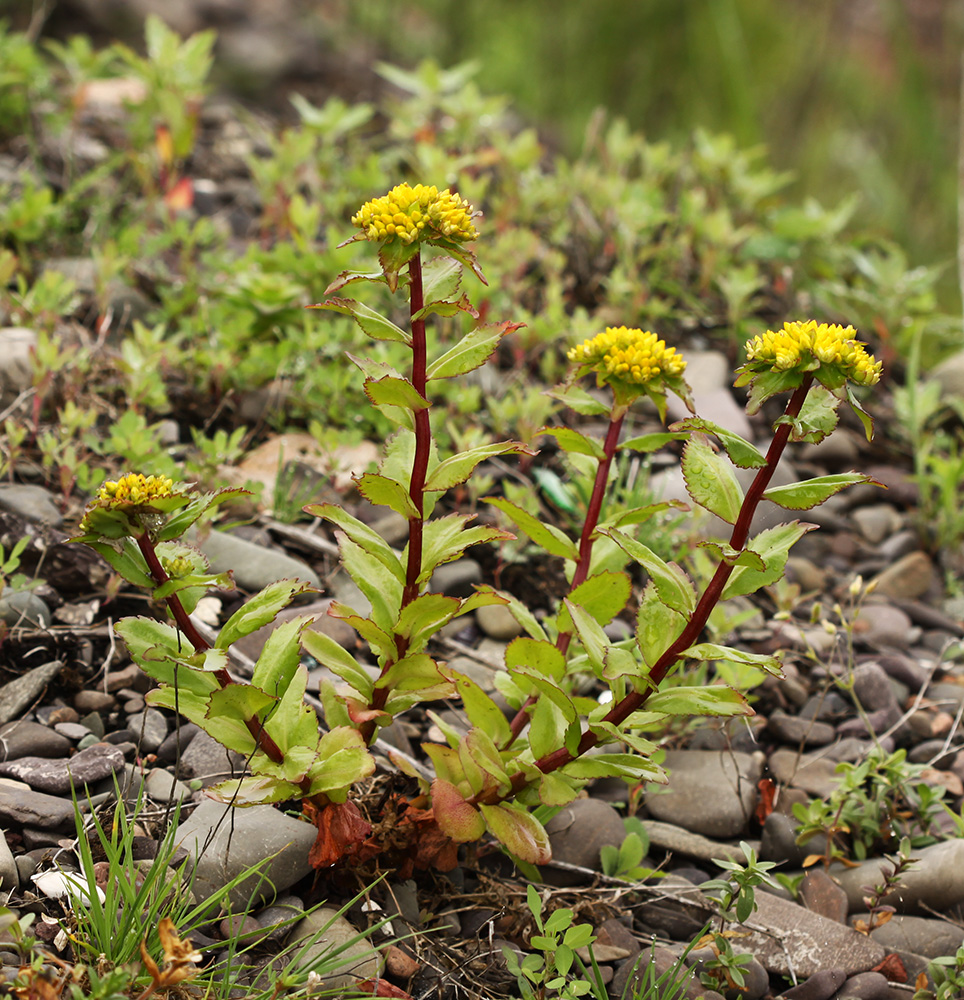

157,488,250,541
305,503,405,583
698,540,766,570
263,664,319,761
423,742,466,787
670,418,766,468
205,774,303,806
681,434,744,525
323,269,386,295
418,514,513,584
601,645,641,681
306,726,376,798
539,427,605,460
376,652,450,693
505,637,566,683
447,671,511,746
394,593,462,654
775,385,840,444
564,599,610,676
216,580,313,649
426,323,510,380
328,601,398,661
479,804,551,865
354,472,420,520
722,521,815,600
485,497,578,561
301,629,374,700
432,778,485,842
364,376,430,411
846,383,875,441
602,528,696,615
617,431,689,453
556,571,631,632
251,616,310,699
421,255,462,303
763,473,874,511
205,685,277,754
319,296,410,344
538,772,581,807
425,442,531,492
635,582,686,669
563,754,664,782
463,728,511,790
588,721,658,757
85,538,153,589
346,353,405,383
645,684,750,717
546,383,610,416
337,535,404,632
735,366,802,414
145,686,213,727
597,500,688,531
528,692,573,759
681,642,783,677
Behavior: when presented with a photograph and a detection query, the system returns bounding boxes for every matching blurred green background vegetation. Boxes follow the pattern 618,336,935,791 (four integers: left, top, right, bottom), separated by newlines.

344,0,963,308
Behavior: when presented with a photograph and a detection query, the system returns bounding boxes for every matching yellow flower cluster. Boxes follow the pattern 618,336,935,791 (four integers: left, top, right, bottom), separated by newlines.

97,473,175,504
745,321,881,386
568,327,687,384
351,183,478,245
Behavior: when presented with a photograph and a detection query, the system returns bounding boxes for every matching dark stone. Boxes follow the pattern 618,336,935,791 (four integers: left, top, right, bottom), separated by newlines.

832,971,896,1000
780,968,847,1000
0,782,75,828
767,709,836,746
0,720,71,761
0,743,125,793
0,661,63,725
800,868,849,924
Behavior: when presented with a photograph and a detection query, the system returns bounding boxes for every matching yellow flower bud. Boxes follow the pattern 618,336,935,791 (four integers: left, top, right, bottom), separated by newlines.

351,183,478,246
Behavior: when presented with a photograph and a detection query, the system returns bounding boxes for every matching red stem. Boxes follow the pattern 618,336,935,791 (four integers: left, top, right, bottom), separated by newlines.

362,253,429,742
504,410,626,745
135,531,290,771
477,376,814,804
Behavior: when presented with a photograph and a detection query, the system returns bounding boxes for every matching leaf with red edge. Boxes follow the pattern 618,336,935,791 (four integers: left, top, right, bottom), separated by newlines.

431,779,485,842
479,803,551,864
306,800,372,869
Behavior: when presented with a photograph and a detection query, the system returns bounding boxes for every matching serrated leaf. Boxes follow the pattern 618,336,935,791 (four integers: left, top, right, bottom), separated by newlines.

354,472,419,520
432,779,485,842
698,539,766,570
763,473,874,510
304,503,405,583
846,383,875,441
464,728,511,789
546,383,610,416
681,642,783,676
346,353,405,383
562,754,664,782
681,434,744,525
601,645,640,681
328,601,397,660
505,637,566,683
418,514,513,584
251,616,311,698
447,672,511,746
485,497,578,561
364,376,430,411
426,322,514,380
635,582,687,669
722,521,815,599
425,441,532,492
319,297,410,343
602,528,696,614
421,255,462,303
216,580,314,648
539,427,605,460
479,803,551,864
84,539,154,589
556,571,631,632
158,487,251,541
394,593,462,653
617,431,689,453
528,694,572,759
645,684,750,716
597,499,688,531
413,292,479,322
670,418,766,468
323,269,386,295
301,629,374,701
538,772,581,806
775,385,840,444
205,774,303,805
338,534,404,632
206,685,277,754
564,599,610,675
377,652,451,693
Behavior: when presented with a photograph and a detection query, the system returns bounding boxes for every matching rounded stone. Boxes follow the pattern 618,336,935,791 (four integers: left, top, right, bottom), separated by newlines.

126,709,168,753
543,798,627,882
475,603,524,640
0,592,52,629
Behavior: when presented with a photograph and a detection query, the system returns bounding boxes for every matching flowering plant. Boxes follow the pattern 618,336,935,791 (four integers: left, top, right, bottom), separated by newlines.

75,181,881,868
